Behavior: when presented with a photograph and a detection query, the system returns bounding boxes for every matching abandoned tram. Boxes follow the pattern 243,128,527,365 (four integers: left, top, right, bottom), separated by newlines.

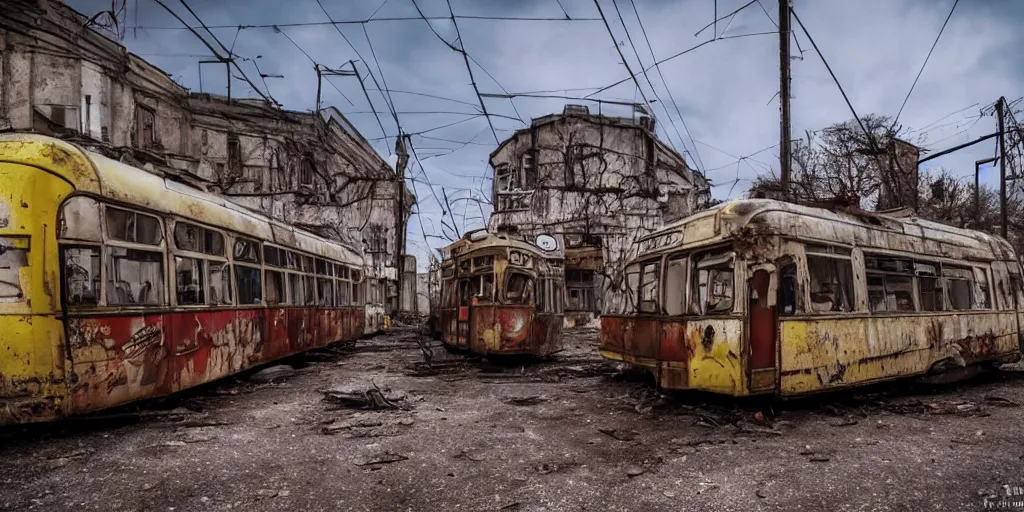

0,134,377,424
601,199,1024,396
437,230,565,356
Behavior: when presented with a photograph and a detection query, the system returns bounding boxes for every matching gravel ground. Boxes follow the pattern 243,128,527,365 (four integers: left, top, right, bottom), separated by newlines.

2,326,1023,511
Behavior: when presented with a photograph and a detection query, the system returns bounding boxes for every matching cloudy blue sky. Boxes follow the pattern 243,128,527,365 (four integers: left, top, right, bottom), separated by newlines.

67,0,1024,268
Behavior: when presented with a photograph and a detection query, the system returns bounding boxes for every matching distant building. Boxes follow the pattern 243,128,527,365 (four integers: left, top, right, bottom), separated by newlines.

487,105,710,323
0,0,414,313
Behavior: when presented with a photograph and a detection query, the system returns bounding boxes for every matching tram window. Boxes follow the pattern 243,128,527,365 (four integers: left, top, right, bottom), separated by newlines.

318,277,334,306
459,279,472,306
352,269,362,282
264,246,281,267
778,262,797,316
106,247,164,306
175,257,205,305
867,274,915,312
301,256,314,274
207,262,233,305
691,253,734,315
973,268,992,309
288,273,303,305
60,197,102,241
337,278,350,305
664,256,687,315
234,238,260,264
235,266,261,304
304,275,316,305
339,266,350,280
174,222,224,256
63,246,98,305
265,270,285,305
624,265,640,314
352,282,360,304
285,251,298,269
916,262,945,311
806,256,854,313
943,266,974,310
316,259,328,276
474,256,494,270
106,207,162,245
638,261,661,314
506,272,534,305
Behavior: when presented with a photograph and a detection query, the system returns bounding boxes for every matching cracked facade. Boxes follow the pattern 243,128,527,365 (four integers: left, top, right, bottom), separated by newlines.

487,105,710,322
0,0,414,313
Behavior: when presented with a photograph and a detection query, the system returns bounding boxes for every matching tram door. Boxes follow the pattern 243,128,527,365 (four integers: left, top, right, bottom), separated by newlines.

747,268,777,392
457,278,472,349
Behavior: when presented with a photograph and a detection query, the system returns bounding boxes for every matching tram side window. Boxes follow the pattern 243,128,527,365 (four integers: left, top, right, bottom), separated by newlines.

174,222,224,256
916,262,944,311
691,252,734,315
63,246,98,306
351,282,360,305
638,261,661,314
973,267,992,309
265,270,285,305
664,255,687,315
288,273,303,305
304,275,316,305
865,256,915,312
506,272,534,305
806,255,854,313
107,247,165,306
235,265,262,305
778,262,797,316
175,257,205,305
207,262,232,305
106,207,162,245
318,277,335,306
944,266,989,310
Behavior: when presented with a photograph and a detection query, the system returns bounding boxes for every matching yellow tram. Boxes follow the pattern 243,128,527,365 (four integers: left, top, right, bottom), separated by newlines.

0,134,371,424
601,199,1023,396
437,230,565,356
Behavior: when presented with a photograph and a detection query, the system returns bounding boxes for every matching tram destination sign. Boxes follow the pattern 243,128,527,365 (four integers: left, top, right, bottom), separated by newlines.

636,230,683,254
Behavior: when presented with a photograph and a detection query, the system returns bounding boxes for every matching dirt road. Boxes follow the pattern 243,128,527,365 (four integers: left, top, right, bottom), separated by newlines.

2,327,1023,511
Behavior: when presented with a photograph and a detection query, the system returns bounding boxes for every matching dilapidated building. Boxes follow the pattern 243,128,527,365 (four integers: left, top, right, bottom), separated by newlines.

487,105,710,323
0,0,414,313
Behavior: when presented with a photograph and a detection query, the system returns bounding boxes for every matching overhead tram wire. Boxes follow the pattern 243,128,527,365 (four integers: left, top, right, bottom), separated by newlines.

592,0,655,128
608,0,688,154
150,0,274,104
890,0,959,130
624,0,706,173
273,26,355,106
129,15,603,31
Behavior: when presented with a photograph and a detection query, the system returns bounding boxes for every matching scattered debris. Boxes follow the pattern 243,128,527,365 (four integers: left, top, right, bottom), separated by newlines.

662,490,677,498
697,482,719,495
454,449,486,462
398,418,415,426
250,365,295,384
756,489,768,499
735,422,784,436
320,419,384,435
625,466,645,478
809,455,830,462
984,395,1020,407
499,502,522,511
354,451,408,466
505,395,549,406
798,446,815,456
321,384,407,411
829,417,859,427
597,427,638,442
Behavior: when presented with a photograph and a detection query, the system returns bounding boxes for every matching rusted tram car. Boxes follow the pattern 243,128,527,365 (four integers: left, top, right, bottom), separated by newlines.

601,199,1023,396
437,230,565,356
0,134,371,424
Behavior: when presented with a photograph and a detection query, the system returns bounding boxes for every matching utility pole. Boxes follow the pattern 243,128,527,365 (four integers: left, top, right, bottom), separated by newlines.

998,96,1007,237
394,135,410,313
778,0,793,193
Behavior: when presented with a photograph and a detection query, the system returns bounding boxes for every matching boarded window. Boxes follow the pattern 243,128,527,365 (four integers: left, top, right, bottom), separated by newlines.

63,246,98,306
175,257,205,305
265,269,285,305
107,247,164,305
207,262,232,305
106,207,162,245
174,222,224,256
664,255,687,315
638,261,660,314
692,252,734,315
806,255,854,313
236,265,262,304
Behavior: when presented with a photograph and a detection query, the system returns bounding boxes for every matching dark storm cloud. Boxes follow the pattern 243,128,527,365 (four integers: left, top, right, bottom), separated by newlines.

67,0,1024,267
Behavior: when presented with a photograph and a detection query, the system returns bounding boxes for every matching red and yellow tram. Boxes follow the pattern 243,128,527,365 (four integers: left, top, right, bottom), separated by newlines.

0,134,370,424
437,230,565,356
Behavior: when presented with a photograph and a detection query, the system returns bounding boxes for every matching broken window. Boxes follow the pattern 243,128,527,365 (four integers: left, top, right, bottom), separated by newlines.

664,255,687,315
973,267,991,310
106,207,162,245
806,254,854,313
300,154,316,187
60,197,102,242
865,256,915,312
473,255,494,271
495,164,514,192
206,261,232,305
107,247,164,306
638,260,660,314
235,265,261,305
234,238,260,264
521,153,535,188
174,222,224,256
63,246,98,306
175,257,205,305
506,272,534,305
136,105,156,150
0,237,29,302
265,270,285,305
916,262,944,311
691,252,734,315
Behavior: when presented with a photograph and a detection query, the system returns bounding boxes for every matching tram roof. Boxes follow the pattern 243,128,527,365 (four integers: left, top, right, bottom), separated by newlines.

441,229,564,262
634,198,1016,262
0,133,364,266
